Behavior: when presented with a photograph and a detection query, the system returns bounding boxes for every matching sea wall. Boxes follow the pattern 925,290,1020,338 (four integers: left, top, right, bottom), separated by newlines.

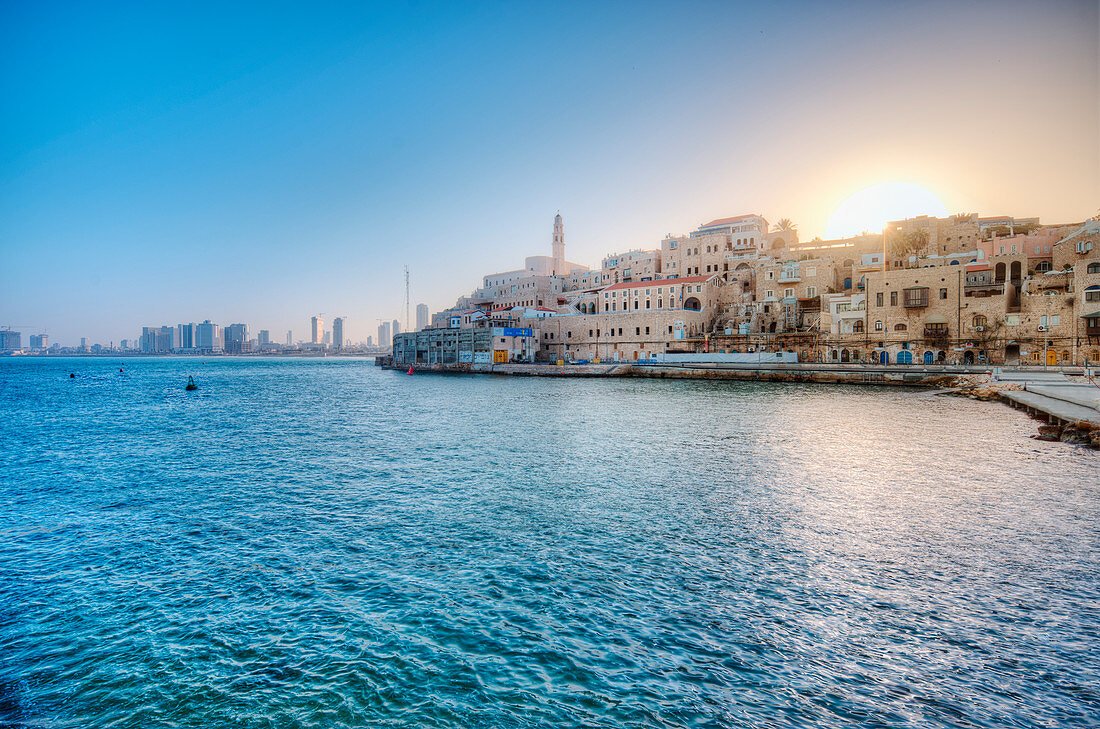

388,361,972,387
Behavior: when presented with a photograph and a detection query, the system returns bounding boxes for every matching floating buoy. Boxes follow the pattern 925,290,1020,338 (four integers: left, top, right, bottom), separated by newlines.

185,376,198,391
69,373,75,379
119,367,124,373
407,366,414,375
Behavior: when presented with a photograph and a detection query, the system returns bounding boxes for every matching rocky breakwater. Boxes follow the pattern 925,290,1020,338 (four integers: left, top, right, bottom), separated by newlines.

1034,419,1100,448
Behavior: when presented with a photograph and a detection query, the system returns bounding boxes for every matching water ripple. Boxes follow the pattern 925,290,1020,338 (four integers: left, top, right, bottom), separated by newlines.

0,357,1097,728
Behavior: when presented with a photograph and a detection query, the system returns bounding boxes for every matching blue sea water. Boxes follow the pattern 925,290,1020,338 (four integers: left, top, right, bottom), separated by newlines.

0,356,1097,728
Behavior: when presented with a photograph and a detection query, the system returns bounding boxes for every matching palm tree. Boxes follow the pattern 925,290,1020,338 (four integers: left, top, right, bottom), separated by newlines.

776,218,796,231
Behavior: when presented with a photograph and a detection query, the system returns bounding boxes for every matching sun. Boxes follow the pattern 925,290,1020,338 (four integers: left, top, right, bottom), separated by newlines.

825,182,948,239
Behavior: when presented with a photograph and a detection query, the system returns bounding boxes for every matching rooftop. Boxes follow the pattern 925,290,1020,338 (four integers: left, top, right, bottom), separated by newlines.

699,214,760,228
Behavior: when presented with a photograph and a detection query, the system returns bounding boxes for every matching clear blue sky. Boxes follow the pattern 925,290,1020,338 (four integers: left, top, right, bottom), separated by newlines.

2,0,1097,345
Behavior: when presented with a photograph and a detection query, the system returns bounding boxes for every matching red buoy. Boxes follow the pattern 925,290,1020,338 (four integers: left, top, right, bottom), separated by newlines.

407,366,414,375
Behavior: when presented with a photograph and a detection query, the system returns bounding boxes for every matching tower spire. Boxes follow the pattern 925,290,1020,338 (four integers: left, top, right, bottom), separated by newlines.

552,212,565,276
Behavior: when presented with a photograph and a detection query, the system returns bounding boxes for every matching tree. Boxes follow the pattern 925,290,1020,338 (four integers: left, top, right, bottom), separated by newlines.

892,229,929,257
776,218,797,231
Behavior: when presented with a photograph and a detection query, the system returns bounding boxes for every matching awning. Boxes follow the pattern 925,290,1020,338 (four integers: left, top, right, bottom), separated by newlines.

925,314,948,324
1081,311,1100,319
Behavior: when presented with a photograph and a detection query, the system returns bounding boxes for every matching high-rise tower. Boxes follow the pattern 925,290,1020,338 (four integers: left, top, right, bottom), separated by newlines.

552,212,565,276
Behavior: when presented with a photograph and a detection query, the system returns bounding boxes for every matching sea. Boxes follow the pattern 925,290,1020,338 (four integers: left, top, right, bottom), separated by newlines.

0,357,1097,728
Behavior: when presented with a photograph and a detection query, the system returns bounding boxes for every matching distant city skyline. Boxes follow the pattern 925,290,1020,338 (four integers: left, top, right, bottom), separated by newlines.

2,1,1097,345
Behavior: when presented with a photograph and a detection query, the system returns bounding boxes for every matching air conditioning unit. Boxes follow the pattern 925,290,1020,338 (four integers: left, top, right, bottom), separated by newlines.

974,326,984,331
1037,325,1048,331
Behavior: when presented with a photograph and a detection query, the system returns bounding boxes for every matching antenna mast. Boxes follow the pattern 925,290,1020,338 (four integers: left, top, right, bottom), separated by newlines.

404,265,410,333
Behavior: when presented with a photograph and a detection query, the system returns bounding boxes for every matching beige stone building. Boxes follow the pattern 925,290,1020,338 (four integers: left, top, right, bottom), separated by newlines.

886,214,981,261
525,309,712,362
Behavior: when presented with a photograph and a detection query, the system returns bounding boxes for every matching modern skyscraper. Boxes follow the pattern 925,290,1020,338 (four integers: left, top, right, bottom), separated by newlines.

416,303,429,331
311,316,324,345
378,321,391,350
552,212,565,276
195,320,220,352
29,334,48,349
258,330,270,345
367,335,373,348
332,317,345,350
286,330,292,345
177,322,196,350
0,329,22,350
224,323,249,354
141,326,175,353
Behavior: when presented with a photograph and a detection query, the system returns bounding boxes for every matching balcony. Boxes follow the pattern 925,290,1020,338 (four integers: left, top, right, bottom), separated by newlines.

923,322,949,345
778,271,801,283
903,287,929,308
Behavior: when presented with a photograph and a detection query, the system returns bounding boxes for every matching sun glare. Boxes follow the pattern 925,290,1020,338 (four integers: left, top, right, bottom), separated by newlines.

825,183,948,239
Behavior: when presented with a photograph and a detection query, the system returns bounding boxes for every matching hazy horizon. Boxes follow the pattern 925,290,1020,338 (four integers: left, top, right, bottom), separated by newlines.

3,0,1097,346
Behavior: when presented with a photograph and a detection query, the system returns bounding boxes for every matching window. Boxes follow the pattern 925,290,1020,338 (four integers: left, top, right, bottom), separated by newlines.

784,288,794,298
973,315,987,327
645,327,650,335
635,327,640,335
1086,287,1100,302
894,323,907,331
875,321,883,331
1052,315,1060,325
1088,262,1100,274
890,291,898,306
765,290,775,299
940,288,948,299
876,292,884,306
806,287,817,298
767,271,774,280
1006,315,1020,326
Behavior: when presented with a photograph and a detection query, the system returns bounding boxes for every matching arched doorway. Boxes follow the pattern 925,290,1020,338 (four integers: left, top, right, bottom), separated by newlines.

995,262,1006,283
897,350,913,364
684,297,701,311
937,351,946,364
1005,344,1020,365
1010,261,1022,282
1047,350,1058,366
923,350,934,365
879,351,889,365
841,349,850,363
963,350,975,365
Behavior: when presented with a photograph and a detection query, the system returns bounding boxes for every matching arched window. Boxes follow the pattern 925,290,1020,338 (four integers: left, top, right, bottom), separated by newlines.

1062,351,1071,362
1088,262,1100,274
894,323,907,331
852,321,864,333
874,321,883,331
1086,285,1100,302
